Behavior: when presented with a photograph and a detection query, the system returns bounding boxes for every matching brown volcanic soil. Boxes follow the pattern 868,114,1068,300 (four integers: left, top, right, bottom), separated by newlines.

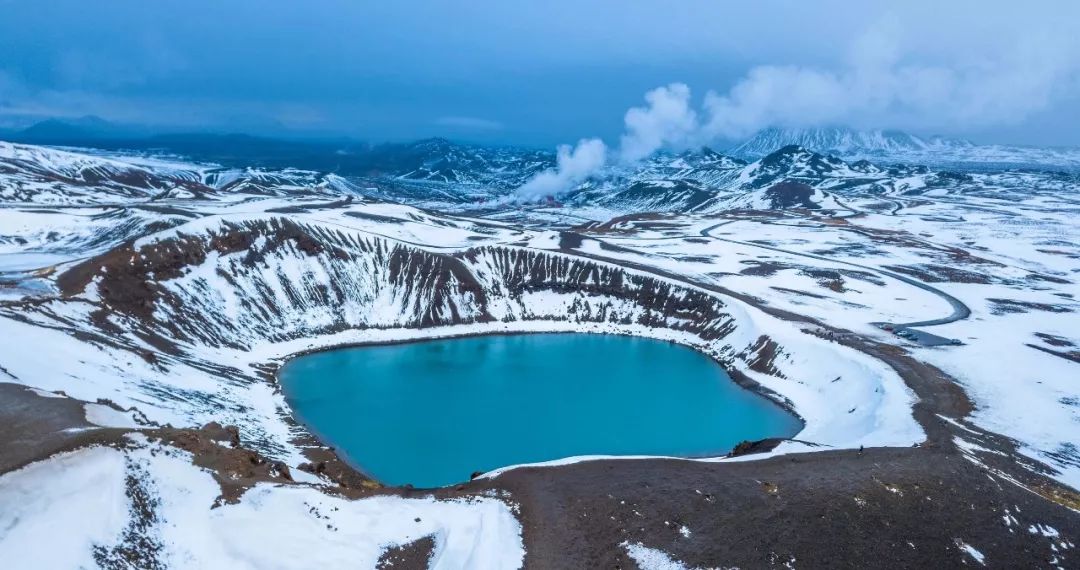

482,447,1079,569
376,536,436,570
0,383,128,474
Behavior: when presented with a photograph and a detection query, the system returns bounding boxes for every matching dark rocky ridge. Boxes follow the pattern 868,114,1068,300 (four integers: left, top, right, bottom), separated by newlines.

763,180,820,209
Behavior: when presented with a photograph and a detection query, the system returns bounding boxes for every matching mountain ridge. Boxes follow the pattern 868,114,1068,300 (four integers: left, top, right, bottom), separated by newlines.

730,126,1080,170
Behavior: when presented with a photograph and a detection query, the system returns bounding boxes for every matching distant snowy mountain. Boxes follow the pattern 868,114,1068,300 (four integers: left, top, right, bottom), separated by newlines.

554,142,1080,216
375,138,553,186
0,141,211,204
0,140,363,205
730,127,953,158
562,145,892,214
731,144,864,188
730,127,1080,171
5,137,1077,220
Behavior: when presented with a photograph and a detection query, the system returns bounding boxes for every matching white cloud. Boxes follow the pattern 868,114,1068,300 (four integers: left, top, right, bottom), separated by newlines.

700,17,1080,139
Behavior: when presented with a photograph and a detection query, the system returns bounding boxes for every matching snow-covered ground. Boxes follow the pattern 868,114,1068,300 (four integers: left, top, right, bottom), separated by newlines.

0,203,925,463
0,440,524,569
1,140,1077,566
558,187,1079,487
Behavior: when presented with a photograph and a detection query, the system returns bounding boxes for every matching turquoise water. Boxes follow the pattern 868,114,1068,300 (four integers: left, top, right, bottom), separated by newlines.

279,334,801,488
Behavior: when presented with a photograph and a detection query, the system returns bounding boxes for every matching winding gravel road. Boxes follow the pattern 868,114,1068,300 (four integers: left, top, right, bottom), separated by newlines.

699,222,971,328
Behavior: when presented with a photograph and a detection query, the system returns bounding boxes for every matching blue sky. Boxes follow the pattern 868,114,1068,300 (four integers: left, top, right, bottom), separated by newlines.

1,0,1079,146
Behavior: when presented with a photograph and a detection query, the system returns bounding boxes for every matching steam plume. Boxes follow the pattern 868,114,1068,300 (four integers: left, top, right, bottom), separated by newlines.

514,138,607,200
515,19,1080,199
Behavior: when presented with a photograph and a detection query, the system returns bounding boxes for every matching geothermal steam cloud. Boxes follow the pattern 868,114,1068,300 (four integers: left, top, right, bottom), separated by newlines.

514,20,1080,200
515,138,607,200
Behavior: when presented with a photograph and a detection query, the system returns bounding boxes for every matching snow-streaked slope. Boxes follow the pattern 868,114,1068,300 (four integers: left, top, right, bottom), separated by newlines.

203,167,360,197
0,140,211,204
